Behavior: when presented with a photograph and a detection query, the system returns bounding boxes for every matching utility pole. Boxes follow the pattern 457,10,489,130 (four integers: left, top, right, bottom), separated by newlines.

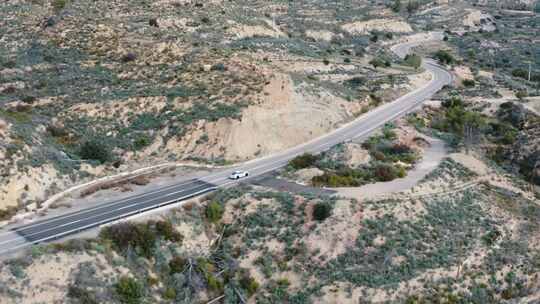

528,61,532,82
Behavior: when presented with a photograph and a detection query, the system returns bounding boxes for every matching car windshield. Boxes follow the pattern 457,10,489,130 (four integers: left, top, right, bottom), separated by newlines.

233,171,242,174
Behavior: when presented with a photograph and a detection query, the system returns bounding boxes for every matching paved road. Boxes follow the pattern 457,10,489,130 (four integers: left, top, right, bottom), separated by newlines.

0,33,452,254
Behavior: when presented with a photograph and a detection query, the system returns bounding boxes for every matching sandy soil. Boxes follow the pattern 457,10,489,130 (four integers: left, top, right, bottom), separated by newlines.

305,30,335,42
228,20,285,40
0,252,125,304
524,96,540,116
342,19,413,34
302,199,362,263
453,65,474,83
168,72,351,161
294,168,324,185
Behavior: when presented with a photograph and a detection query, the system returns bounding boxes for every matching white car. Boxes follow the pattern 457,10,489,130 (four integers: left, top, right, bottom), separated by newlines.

229,170,249,180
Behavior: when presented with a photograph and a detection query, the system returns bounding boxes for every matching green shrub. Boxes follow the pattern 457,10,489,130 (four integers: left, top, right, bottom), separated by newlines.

434,50,454,65
442,96,464,109
462,79,475,87
155,220,183,243
406,0,420,14
100,222,157,257
312,172,361,187
115,276,144,304
396,166,406,178
130,113,161,130
133,134,151,150
67,285,98,304
78,139,112,164
373,163,400,182
163,287,176,300
482,229,501,246
52,0,66,13
383,127,397,140
206,273,223,292
516,90,527,100
511,68,528,79
169,256,187,274
239,273,259,296
205,201,223,223
277,278,290,287
313,202,332,222
345,76,366,88
403,54,422,69
289,153,319,170
390,0,401,12
369,58,385,69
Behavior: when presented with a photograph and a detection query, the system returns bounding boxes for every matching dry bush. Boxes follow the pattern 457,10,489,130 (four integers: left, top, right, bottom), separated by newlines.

79,174,152,197
130,175,150,186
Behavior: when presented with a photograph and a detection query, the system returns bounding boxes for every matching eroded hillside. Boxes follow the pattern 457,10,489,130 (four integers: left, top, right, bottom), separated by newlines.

0,0,425,214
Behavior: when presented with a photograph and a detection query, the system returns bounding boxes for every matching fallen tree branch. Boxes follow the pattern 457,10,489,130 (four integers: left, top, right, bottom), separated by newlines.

206,294,225,304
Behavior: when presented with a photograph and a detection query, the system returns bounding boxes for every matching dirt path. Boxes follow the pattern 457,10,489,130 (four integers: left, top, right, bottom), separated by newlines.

334,137,448,200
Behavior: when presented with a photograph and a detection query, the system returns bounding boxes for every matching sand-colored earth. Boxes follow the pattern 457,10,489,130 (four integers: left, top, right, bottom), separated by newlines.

0,252,125,304
463,9,491,27
524,96,540,116
294,168,324,185
303,199,362,262
166,73,351,161
305,30,335,42
229,20,285,40
449,152,489,175
0,164,65,211
453,65,474,82
341,143,372,168
407,70,433,91
342,19,413,35
64,96,168,126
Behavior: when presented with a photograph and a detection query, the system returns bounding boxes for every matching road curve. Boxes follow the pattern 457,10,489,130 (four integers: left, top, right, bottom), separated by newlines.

0,33,452,254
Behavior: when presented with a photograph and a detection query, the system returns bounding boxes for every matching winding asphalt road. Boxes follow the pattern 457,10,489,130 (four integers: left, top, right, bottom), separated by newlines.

0,33,452,254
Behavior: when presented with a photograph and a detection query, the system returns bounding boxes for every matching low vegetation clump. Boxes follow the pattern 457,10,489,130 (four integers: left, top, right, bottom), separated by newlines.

100,220,182,258
403,53,422,69
430,96,486,147
312,202,332,221
115,276,144,304
205,201,224,224
462,79,475,87
288,124,418,187
239,272,260,296
289,153,319,170
434,50,455,65
78,139,112,164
